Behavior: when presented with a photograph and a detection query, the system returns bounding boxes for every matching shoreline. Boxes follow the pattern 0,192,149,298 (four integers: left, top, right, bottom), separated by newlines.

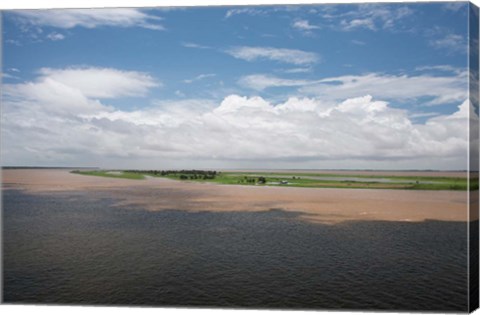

225,169,468,178
2,167,468,178
2,169,470,224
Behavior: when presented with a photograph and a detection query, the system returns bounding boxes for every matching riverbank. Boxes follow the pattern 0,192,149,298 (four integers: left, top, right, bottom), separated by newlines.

2,169,468,224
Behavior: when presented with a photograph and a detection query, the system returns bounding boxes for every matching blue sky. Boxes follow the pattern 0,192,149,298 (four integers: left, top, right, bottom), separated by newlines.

1,2,476,169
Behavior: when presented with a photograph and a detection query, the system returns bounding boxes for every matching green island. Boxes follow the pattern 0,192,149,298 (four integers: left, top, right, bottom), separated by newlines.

71,169,473,191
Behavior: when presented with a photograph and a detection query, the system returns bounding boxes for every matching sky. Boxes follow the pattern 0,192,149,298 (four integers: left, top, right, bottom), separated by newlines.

1,2,477,170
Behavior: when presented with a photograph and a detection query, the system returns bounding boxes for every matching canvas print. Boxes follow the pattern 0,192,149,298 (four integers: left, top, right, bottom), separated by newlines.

1,1,479,312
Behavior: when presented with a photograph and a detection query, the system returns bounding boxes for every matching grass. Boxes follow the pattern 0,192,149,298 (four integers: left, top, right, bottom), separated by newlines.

125,170,468,191
71,169,469,191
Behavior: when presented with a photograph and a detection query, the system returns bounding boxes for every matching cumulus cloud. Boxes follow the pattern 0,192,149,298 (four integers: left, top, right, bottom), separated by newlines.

2,67,160,134
1,67,472,170
225,46,320,65
238,71,467,106
12,8,164,30
16,67,159,99
300,72,467,105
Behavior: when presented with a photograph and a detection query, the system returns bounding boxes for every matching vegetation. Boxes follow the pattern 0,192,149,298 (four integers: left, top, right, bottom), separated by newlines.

126,169,218,180
71,169,470,191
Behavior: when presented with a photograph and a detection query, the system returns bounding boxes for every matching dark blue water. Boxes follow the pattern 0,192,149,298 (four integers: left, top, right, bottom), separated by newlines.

2,189,469,311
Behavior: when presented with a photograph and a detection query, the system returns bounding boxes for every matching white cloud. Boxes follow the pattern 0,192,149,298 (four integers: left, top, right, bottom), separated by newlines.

3,68,21,79
224,6,300,19
12,8,164,30
25,67,160,99
415,65,464,74
1,65,471,170
1,73,18,79
225,46,320,65
2,66,161,137
2,67,160,166
429,33,466,54
224,8,266,19
292,19,320,31
82,99,217,128
280,67,313,74
183,73,216,84
4,78,107,118
340,18,376,31
324,4,414,32
238,74,316,91
300,72,467,106
238,72,467,106
46,32,65,41
2,76,471,169
181,42,211,49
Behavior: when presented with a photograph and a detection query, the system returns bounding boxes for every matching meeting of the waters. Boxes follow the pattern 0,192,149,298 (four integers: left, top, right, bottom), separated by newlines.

2,169,472,311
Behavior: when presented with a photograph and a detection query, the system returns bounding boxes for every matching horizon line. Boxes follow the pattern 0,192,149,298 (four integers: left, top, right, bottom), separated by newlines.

1,166,469,172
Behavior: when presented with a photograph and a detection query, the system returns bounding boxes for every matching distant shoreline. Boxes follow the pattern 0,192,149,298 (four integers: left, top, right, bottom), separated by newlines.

2,167,469,180
1,166,468,172
2,166,98,170
2,168,471,224
70,169,470,191
223,169,469,178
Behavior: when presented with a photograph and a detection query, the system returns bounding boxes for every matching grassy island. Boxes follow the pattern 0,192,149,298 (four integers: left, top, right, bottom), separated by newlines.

71,169,471,191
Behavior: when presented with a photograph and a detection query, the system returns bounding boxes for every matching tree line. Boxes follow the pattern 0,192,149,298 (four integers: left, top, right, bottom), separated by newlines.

126,169,218,180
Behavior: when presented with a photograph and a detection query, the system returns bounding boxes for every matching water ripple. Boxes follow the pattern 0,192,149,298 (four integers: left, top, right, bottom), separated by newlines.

3,189,469,311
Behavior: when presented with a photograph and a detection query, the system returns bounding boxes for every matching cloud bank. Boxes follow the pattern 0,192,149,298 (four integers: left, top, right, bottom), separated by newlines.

240,72,467,106
2,67,471,170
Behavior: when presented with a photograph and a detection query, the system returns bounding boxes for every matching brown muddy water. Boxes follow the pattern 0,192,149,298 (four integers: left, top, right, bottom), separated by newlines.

1,170,472,311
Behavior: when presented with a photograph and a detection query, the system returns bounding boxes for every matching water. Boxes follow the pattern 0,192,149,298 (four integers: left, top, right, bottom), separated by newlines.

297,176,439,184
240,174,439,184
2,189,469,311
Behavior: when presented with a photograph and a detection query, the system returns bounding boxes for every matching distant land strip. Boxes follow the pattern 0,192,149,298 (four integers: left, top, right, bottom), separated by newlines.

70,169,473,191
2,166,98,169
